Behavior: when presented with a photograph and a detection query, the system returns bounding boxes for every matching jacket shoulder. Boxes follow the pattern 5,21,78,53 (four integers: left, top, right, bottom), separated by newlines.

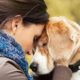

0,57,27,80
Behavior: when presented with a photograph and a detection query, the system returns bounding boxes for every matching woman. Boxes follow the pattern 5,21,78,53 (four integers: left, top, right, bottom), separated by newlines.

0,1,72,80
0,0,49,80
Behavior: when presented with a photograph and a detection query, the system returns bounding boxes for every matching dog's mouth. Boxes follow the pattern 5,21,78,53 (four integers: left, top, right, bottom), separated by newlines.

33,68,54,80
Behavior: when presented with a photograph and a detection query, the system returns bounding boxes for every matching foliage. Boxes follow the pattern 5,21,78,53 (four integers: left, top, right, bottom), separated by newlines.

45,0,80,23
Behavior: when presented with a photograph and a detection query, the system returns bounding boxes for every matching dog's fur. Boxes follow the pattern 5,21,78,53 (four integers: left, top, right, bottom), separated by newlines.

31,16,80,80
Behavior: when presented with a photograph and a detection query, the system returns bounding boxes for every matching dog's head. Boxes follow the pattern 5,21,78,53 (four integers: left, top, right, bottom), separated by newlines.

30,16,80,76
30,30,54,76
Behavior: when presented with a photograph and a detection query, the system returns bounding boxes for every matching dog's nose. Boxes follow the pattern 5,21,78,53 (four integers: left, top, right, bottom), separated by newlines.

30,62,38,72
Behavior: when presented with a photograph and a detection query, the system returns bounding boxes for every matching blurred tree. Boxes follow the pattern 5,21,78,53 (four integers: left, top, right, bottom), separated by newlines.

71,0,80,23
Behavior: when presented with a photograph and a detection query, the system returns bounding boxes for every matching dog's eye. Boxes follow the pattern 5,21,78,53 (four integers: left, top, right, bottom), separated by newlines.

43,43,47,47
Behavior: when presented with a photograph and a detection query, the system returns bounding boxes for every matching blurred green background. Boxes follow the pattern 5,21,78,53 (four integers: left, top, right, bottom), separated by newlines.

45,0,80,23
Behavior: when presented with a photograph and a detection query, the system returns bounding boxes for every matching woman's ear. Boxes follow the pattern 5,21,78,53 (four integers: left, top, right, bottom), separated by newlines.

11,15,23,35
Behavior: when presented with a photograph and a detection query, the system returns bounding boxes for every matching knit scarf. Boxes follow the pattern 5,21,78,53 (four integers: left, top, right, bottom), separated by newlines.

0,30,32,80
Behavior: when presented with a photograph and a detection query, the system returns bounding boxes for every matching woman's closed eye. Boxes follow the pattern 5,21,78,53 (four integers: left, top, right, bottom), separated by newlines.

34,36,41,42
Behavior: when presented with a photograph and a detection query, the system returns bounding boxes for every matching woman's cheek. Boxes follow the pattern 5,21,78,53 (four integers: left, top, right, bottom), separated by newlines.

25,39,33,50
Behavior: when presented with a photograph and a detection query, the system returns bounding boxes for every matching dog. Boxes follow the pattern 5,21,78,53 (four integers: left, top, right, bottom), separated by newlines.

30,16,80,80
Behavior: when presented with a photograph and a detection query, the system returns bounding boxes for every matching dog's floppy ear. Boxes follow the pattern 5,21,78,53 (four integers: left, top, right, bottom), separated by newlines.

67,19,80,62
46,16,80,65
64,19,80,43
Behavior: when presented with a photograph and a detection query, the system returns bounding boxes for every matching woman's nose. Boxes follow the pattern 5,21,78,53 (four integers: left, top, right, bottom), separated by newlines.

30,62,38,72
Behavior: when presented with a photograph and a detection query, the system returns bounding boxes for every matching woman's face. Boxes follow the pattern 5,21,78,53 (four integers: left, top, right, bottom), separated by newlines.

4,15,45,54
14,22,44,54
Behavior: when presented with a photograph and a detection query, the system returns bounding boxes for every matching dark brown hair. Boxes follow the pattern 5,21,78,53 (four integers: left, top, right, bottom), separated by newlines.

0,0,49,29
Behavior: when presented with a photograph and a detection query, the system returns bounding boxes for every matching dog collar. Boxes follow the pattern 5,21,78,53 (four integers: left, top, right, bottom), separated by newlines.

69,60,80,72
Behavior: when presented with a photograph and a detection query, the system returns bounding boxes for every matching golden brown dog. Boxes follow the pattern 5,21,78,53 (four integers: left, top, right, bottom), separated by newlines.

30,16,80,80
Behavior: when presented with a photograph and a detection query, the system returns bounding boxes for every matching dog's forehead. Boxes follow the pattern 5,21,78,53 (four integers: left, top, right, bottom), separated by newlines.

47,18,70,35
48,17,80,31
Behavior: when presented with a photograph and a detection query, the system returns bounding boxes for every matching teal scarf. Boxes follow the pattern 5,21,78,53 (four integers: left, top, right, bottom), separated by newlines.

0,31,32,80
